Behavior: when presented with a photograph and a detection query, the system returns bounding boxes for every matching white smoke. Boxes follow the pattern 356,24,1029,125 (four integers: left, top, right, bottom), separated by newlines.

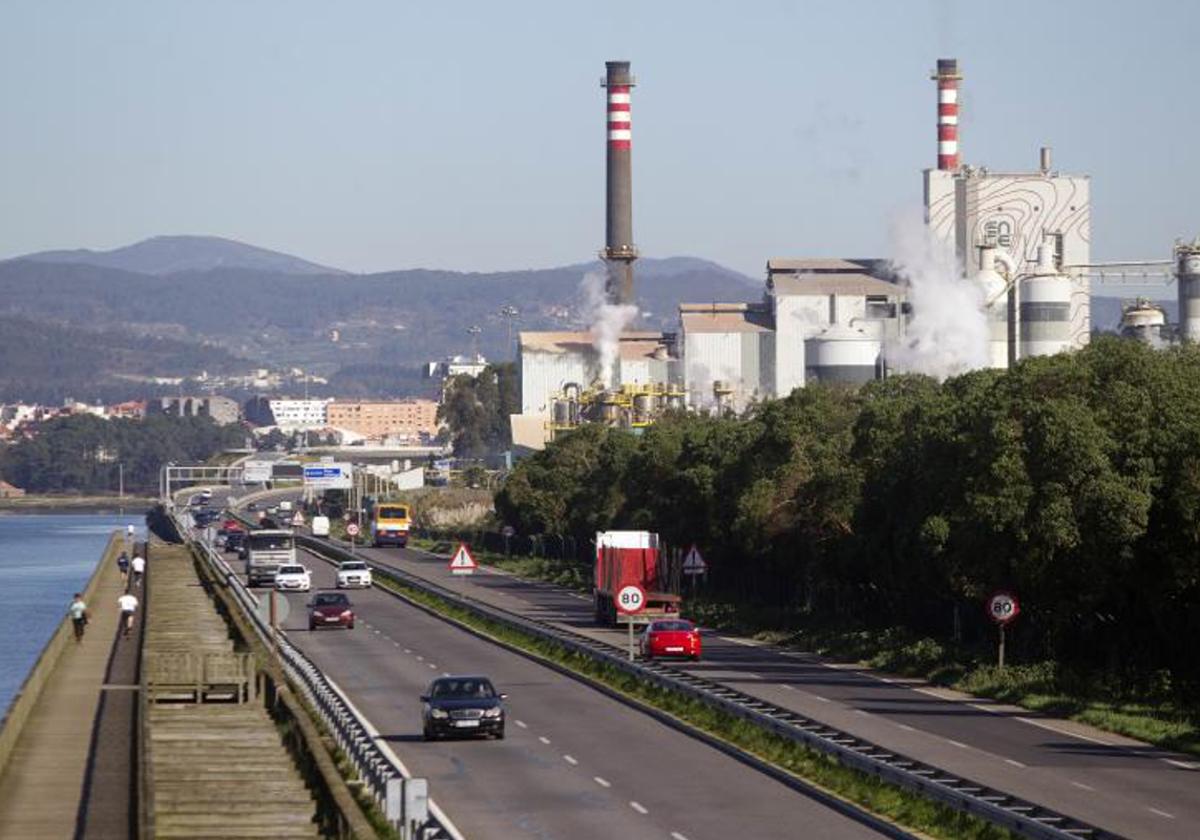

580,270,638,388
886,210,989,380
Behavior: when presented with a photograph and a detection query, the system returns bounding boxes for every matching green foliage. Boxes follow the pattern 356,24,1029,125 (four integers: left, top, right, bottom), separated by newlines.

496,337,1200,699
437,363,518,457
0,413,244,493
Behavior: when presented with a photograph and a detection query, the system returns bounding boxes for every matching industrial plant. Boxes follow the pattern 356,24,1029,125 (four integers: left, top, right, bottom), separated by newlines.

510,58,1194,450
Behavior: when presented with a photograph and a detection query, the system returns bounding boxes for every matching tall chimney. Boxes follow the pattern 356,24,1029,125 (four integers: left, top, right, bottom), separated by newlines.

932,58,962,171
602,60,637,305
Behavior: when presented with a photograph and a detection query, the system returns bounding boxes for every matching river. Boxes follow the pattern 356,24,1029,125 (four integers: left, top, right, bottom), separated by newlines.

0,512,146,713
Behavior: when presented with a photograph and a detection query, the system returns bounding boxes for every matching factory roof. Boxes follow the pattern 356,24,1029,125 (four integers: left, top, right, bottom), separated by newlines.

518,331,671,361
767,258,877,274
769,272,903,298
679,303,774,334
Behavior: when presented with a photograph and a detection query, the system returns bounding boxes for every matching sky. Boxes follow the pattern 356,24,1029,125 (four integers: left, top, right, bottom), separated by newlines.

0,1,1196,282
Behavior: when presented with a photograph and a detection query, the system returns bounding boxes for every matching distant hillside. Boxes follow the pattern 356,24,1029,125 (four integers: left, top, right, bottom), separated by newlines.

10,235,344,276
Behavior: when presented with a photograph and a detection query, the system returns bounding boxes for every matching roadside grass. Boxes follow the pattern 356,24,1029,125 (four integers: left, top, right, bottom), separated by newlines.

410,537,1200,760
370,571,1017,840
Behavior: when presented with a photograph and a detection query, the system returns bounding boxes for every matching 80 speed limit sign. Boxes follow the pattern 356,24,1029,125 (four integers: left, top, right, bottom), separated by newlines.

615,584,646,615
987,591,1020,624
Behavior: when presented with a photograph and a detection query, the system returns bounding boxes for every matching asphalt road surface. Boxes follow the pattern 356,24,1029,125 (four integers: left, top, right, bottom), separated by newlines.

348,542,1200,840
261,552,898,840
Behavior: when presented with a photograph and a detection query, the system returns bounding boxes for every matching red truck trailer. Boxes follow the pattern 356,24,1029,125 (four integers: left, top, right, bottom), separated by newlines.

593,531,682,626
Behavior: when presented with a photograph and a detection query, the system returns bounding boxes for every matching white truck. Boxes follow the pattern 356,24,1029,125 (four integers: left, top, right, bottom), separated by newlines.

245,529,297,587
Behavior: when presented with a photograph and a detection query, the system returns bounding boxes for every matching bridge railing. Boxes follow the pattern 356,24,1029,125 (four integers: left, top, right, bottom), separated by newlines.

168,506,458,840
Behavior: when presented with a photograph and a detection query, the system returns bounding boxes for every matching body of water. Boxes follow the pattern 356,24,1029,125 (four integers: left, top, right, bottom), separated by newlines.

0,512,146,713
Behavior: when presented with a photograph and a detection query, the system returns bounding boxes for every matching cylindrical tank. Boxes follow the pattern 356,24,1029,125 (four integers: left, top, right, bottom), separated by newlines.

976,245,1010,369
1120,299,1167,347
1020,238,1072,358
1176,240,1200,344
632,393,653,423
806,324,881,384
552,400,570,425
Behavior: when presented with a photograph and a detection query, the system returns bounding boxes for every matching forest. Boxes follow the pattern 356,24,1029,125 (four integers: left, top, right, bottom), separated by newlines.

495,337,1200,696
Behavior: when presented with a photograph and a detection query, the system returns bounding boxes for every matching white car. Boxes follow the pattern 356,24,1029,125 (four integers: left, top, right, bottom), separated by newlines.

274,564,312,592
336,560,373,589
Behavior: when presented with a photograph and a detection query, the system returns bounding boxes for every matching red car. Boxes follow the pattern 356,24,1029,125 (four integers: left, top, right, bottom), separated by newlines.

639,619,702,661
307,592,355,630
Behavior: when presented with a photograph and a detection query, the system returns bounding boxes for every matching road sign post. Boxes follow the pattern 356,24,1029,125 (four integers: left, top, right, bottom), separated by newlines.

448,543,477,575
346,521,360,553
615,583,646,661
986,591,1020,669
682,544,707,597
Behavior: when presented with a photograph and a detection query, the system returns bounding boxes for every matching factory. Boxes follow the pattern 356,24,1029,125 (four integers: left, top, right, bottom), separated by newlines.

511,57,1185,450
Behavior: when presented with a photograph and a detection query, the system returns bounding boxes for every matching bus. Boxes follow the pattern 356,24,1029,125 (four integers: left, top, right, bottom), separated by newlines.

371,504,411,548
246,529,297,587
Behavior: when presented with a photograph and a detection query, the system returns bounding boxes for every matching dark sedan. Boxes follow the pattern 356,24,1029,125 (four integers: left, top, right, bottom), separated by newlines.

421,676,506,740
307,592,355,630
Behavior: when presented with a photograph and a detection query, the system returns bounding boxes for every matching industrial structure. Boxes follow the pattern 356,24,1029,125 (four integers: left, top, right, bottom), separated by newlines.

510,56,1194,451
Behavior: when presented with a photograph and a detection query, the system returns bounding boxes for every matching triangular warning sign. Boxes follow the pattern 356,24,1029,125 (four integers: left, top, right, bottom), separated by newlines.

448,543,477,574
682,544,707,573
291,511,305,527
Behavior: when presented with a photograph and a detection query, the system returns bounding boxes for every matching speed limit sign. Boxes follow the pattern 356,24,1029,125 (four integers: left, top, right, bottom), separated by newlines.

346,522,360,537
615,584,646,615
987,591,1020,624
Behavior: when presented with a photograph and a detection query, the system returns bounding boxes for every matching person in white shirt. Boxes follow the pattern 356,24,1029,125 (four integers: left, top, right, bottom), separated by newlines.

117,592,139,637
131,554,146,588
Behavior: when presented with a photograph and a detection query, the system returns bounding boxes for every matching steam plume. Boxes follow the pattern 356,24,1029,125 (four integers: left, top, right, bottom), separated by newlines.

580,271,637,387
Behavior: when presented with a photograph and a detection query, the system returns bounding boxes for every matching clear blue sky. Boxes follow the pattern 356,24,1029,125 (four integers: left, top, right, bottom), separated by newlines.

0,1,1195,278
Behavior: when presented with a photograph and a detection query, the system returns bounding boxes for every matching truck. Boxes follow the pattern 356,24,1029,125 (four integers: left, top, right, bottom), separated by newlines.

593,530,681,626
371,504,411,548
245,529,297,587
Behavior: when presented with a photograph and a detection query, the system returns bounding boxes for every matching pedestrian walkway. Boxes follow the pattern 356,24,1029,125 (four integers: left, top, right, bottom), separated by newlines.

0,535,130,839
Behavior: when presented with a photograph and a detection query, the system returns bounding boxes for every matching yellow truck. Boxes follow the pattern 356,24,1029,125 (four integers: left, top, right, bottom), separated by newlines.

371,504,411,548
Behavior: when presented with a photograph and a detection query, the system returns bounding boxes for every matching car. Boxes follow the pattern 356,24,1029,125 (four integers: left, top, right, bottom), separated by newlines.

421,676,506,741
225,530,246,554
639,618,702,661
274,564,312,592
247,502,259,511
336,560,373,589
307,592,355,630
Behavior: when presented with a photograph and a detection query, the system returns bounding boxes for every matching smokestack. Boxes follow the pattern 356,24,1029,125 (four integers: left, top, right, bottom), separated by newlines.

602,60,637,304
931,58,962,171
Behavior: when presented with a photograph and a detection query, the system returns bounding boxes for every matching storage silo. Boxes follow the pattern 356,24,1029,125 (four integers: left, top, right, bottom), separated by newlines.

1120,299,1167,347
1020,237,1073,358
976,245,1013,368
1177,239,1200,344
805,324,880,384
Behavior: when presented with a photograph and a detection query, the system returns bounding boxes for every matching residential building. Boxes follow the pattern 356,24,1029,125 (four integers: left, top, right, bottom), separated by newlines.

326,399,439,442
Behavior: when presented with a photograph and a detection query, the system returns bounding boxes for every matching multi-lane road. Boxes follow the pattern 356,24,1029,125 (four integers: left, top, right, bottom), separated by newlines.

262,552,901,840
322,539,1199,840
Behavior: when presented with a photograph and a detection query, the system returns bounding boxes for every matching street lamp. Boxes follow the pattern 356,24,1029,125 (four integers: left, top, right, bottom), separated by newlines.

499,305,519,357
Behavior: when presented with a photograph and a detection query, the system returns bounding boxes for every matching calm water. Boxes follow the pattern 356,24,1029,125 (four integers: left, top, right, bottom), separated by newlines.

0,512,146,713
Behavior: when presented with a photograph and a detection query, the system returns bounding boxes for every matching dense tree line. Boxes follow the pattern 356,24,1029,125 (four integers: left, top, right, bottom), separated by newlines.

438,363,519,457
495,338,1200,695
0,414,245,494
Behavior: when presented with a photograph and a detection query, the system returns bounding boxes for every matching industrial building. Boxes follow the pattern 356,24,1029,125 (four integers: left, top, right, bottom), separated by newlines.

147,396,240,426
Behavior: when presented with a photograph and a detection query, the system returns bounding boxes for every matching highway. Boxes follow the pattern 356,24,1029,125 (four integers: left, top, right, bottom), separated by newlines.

255,550,902,840
336,540,1200,840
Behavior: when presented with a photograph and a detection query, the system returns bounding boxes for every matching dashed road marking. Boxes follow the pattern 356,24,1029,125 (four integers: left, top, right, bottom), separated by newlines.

813,695,831,703
538,736,551,745
594,776,611,788
416,655,424,661
779,684,796,691
947,739,968,749
428,663,437,669
404,648,411,654
1071,781,1095,791
442,672,451,676
1163,758,1200,770
897,723,916,732
1005,758,1026,768
629,801,648,815
1149,807,1175,819
854,709,871,717
563,755,578,765
515,720,528,729
671,833,691,840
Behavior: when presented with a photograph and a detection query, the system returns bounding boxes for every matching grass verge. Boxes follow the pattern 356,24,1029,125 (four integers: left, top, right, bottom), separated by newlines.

368,569,1017,840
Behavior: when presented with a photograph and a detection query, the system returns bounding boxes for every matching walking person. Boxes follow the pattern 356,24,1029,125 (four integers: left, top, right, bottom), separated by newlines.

131,552,145,589
117,551,130,584
68,593,90,642
117,591,139,638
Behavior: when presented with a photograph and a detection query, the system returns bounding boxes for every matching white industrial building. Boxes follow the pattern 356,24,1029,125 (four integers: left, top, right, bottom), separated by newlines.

267,398,331,431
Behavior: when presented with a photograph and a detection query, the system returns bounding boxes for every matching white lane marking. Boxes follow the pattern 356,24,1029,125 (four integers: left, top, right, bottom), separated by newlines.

779,683,796,691
563,755,578,765
947,739,968,749
718,636,762,647
1015,716,1115,747
594,776,611,788
442,672,451,677
1005,758,1027,768
428,663,437,669
1071,781,1095,791
538,736,551,745
1163,758,1200,770
403,648,411,654
393,642,401,647
630,801,648,815
1149,807,1175,819
854,709,871,717
671,833,691,840
416,655,424,661
813,695,831,703
878,677,895,683
515,720,528,729
897,723,916,732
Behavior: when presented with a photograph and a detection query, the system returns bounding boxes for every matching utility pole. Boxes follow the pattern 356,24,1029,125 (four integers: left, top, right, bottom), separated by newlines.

499,305,519,358
118,463,124,500
467,325,482,361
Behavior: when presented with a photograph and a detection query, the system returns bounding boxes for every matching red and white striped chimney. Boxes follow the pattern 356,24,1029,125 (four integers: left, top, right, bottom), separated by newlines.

607,77,631,151
602,61,636,304
932,58,962,171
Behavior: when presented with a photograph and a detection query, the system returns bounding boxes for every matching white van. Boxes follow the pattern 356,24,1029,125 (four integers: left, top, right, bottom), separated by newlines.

310,515,331,537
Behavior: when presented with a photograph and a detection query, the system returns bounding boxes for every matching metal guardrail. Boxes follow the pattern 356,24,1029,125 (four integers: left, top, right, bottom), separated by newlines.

168,508,458,840
298,533,1125,840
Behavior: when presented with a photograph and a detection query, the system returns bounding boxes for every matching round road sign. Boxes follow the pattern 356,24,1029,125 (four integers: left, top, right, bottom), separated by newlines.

615,584,646,615
346,522,361,537
987,591,1020,624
